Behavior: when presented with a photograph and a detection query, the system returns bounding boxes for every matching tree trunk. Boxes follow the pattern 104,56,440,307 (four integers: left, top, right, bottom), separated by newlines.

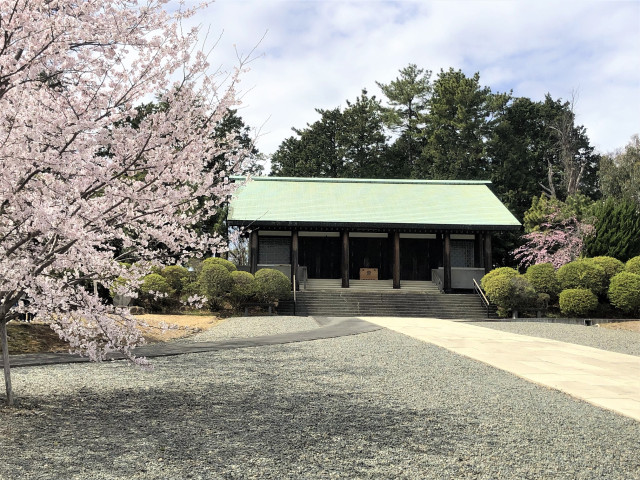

0,320,13,406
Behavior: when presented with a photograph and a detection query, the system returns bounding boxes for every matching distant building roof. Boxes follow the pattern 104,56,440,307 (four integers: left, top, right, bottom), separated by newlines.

227,176,521,231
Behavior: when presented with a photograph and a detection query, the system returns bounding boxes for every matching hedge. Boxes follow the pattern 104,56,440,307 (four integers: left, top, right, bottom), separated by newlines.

202,257,237,272
559,288,599,317
198,263,233,309
138,273,175,313
556,259,607,295
229,271,257,307
140,273,174,296
255,268,291,303
625,256,640,275
161,265,190,292
480,267,518,293
608,272,640,314
525,263,560,299
589,256,624,284
482,273,539,317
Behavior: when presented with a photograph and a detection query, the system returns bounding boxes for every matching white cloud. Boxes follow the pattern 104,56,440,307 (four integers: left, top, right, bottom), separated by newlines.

184,0,640,160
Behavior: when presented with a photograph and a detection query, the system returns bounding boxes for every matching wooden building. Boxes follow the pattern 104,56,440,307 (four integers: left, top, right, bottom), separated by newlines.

227,177,521,292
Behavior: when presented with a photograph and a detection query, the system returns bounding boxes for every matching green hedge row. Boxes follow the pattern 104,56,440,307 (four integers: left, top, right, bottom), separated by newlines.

482,255,640,318
118,258,291,313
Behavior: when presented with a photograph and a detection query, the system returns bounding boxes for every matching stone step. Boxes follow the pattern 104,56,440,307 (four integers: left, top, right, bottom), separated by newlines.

279,290,496,319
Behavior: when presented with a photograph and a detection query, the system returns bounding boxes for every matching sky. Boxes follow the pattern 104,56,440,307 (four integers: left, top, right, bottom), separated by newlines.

183,0,640,163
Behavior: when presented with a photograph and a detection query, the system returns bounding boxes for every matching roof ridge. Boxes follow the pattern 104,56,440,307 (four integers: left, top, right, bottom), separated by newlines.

230,176,491,185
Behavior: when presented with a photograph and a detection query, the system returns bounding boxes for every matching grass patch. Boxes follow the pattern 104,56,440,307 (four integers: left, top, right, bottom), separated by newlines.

4,322,69,354
2,314,225,355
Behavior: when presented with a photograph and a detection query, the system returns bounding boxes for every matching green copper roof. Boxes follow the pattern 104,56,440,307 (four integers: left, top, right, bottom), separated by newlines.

227,177,521,230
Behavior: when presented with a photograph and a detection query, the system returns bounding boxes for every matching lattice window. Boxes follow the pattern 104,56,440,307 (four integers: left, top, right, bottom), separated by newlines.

451,240,474,268
258,237,291,264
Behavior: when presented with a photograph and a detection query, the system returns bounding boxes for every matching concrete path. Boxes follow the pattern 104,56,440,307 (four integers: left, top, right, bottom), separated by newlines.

362,317,640,422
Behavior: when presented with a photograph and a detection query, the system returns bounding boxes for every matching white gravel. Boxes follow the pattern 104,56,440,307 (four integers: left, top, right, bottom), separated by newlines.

1,316,638,479
472,320,640,356
183,316,320,342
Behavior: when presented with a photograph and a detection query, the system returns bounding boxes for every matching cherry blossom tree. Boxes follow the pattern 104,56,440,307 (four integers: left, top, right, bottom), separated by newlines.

512,209,594,269
0,0,251,405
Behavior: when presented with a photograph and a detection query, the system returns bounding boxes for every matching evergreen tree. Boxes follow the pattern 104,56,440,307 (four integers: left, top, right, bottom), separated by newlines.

341,89,388,178
584,198,640,261
599,135,640,209
270,91,388,178
376,64,431,174
419,68,509,180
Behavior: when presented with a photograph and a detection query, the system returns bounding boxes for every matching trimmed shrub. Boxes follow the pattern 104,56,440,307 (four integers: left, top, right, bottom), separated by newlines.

198,263,233,309
506,275,538,314
589,256,624,284
140,273,174,296
608,272,640,314
161,265,190,292
202,257,237,272
559,288,598,317
480,267,518,292
138,273,175,313
482,273,537,317
525,263,560,299
180,281,202,302
229,271,257,308
625,256,640,275
255,268,291,303
556,259,607,295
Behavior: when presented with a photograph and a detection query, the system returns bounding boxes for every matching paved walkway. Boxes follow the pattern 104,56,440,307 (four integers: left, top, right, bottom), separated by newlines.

362,317,640,422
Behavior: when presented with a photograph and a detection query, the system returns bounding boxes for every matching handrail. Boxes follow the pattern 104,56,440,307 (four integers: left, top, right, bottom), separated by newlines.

432,270,444,292
472,278,491,318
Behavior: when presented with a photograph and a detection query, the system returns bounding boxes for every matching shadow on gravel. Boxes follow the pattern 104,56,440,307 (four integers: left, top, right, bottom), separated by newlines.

2,335,639,479
2,386,470,479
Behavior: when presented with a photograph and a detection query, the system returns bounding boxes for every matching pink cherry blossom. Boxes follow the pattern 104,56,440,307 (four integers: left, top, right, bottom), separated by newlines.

0,0,252,404
513,209,594,268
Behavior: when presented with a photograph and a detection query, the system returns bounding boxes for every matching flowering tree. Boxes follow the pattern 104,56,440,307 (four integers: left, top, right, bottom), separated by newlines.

0,0,250,405
512,209,594,268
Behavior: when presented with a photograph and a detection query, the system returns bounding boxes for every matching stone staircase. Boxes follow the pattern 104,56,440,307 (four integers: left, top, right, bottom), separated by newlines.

277,280,496,319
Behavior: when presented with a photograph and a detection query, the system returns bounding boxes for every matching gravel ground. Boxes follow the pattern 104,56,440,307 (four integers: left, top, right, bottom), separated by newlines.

472,321,640,356
182,316,321,342
1,317,639,479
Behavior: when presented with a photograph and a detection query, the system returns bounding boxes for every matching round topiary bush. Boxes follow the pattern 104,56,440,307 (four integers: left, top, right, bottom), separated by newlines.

525,263,560,299
480,267,518,292
608,272,640,314
202,257,237,272
559,288,599,317
505,275,538,315
482,273,536,317
625,256,640,275
255,268,291,303
198,263,233,309
138,273,175,312
140,273,174,296
589,256,624,284
229,271,257,308
161,265,190,292
556,259,607,295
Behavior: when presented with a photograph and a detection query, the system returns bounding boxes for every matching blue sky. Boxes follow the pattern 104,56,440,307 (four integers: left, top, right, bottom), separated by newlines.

186,0,640,159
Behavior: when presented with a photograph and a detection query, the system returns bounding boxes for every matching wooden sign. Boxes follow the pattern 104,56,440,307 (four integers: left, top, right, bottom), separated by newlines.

359,268,378,280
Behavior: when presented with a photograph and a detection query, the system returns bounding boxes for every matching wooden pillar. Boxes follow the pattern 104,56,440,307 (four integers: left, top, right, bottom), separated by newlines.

393,231,401,289
341,231,349,288
483,232,493,274
474,233,483,268
291,230,299,291
250,230,258,274
443,232,452,293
